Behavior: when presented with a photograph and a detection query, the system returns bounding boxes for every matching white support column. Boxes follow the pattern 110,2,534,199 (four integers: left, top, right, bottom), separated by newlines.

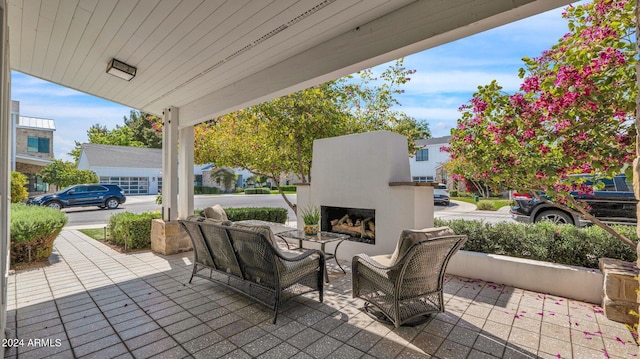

178,125,194,219
0,0,10,351
161,107,179,221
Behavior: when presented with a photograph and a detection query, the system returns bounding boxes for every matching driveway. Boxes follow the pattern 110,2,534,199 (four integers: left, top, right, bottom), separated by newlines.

435,200,515,225
64,195,514,229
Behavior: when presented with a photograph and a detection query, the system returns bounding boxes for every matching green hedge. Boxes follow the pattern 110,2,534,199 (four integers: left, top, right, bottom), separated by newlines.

434,218,637,269
11,203,67,264
108,211,162,249
276,185,297,192
224,207,288,223
245,187,271,194
194,186,222,194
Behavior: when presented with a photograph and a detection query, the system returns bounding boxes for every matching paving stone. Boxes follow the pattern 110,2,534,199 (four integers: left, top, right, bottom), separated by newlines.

183,331,224,354
9,230,639,359
131,336,179,358
192,339,236,359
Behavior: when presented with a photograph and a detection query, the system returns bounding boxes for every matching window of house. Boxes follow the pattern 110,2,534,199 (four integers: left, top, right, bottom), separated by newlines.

416,148,428,161
27,174,48,192
27,137,50,153
413,176,427,183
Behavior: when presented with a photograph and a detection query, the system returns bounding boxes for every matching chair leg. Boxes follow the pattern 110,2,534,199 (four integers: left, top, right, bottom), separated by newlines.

188,264,197,284
272,303,279,324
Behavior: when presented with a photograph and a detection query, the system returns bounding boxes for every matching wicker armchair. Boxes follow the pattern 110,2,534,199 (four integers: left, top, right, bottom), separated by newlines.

352,227,466,327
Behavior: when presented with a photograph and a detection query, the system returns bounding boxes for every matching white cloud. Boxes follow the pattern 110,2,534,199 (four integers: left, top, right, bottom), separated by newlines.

404,71,521,95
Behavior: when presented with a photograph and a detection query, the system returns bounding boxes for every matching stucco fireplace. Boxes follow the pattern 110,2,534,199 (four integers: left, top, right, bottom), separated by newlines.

296,131,434,260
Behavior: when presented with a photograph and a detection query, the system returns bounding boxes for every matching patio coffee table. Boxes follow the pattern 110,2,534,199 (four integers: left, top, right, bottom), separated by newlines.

278,230,349,283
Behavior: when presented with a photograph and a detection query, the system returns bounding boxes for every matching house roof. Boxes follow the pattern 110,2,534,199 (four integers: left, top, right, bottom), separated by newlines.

9,1,569,129
415,136,452,147
81,144,162,169
17,116,55,131
15,154,53,167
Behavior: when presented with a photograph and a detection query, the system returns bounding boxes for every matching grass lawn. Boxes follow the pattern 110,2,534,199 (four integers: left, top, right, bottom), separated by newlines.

79,228,107,240
452,197,513,211
269,190,296,195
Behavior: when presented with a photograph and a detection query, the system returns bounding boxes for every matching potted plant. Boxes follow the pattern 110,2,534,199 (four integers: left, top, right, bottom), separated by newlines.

300,206,320,235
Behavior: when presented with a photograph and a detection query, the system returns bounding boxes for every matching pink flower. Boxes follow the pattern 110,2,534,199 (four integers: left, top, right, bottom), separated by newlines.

521,76,540,93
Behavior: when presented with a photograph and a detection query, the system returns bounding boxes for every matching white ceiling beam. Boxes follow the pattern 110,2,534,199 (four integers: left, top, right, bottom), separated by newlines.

176,0,572,128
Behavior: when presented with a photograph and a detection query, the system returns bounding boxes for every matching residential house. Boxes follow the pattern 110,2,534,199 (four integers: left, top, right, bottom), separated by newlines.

409,136,451,185
77,143,163,195
78,143,255,194
11,100,55,194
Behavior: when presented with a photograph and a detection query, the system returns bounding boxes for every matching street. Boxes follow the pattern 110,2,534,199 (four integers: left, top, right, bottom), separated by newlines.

63,194,515,228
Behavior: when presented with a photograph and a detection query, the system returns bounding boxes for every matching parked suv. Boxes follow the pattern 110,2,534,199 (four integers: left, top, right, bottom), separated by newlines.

510,175,636,226
27,184,126,210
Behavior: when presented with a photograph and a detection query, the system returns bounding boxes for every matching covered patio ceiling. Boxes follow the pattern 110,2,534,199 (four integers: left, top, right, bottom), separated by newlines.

9,0,570,129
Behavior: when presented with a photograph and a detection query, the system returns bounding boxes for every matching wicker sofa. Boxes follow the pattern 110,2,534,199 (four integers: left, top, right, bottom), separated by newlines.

179,218,325,323
352,227,466,327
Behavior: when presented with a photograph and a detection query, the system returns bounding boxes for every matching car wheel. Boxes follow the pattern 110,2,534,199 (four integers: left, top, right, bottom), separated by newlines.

105,198,120,209
535,210,573,225
46,201,62,210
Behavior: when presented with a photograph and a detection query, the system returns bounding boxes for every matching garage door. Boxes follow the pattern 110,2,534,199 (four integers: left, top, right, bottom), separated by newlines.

100,176,149,195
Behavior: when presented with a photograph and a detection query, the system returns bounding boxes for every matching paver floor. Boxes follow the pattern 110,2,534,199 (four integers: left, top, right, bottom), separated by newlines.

5,229,638,358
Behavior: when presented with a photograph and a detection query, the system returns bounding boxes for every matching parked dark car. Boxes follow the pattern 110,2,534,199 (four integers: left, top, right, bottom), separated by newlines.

27,184,126,210
510,175,636,226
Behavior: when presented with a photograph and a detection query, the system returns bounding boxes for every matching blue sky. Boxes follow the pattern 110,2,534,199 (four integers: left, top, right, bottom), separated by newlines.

11,4,573,162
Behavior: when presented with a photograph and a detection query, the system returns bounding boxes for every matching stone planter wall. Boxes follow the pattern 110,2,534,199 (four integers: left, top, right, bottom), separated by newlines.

151,219,192,255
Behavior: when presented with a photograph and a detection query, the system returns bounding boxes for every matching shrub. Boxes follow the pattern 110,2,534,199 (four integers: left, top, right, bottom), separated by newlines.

108,211,162,249
10,172,28,203
245,187,271,194
194,186,222,194
449,190,458,197
276,185,297,192
476,200,494,210
10,203,67,264
224,207,288,223
434,218,637,269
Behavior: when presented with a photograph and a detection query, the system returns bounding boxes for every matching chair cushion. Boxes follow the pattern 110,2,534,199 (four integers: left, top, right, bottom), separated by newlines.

203,205,229,221
186,215,205,222
389,227,455,265
231,223,281,252
203,218,232,226
370,254,394,267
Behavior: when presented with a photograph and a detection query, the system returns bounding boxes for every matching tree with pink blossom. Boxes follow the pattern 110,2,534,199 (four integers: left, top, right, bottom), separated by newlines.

446,0,637,248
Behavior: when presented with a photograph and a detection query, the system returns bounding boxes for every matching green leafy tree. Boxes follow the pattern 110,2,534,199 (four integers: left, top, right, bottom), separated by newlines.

210,167,236,193
10,171,28,203
195,59,430,211
124,110,163,148
41,160,99,190
446,0,636,248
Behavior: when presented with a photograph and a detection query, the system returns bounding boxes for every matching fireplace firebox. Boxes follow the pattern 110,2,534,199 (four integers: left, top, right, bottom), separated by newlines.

321,206,375,244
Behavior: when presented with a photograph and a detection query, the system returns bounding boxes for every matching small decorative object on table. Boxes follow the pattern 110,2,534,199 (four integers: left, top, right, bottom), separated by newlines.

300,206,320,235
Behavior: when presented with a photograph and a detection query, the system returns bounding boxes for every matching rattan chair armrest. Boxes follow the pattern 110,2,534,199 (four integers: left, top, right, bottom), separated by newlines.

276,248,325,263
